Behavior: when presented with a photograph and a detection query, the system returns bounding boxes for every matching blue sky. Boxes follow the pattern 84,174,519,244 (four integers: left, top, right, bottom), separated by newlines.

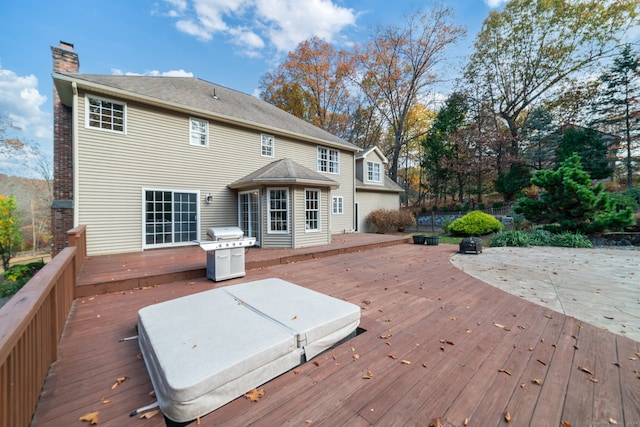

0,0,508,177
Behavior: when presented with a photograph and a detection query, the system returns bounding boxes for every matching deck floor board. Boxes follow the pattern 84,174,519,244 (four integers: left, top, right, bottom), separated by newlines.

31,240,640,426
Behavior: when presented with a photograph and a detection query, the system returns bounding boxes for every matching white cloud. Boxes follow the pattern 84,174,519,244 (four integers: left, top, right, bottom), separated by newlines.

161,0,356,54
111,68,194,77
0,68,50,141
484,0,508,8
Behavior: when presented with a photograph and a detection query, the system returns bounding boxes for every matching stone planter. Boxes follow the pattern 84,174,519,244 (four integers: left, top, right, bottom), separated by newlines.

425,236,440,246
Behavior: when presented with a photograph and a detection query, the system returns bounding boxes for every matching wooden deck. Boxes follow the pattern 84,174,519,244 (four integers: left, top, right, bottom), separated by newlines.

32,240,640,426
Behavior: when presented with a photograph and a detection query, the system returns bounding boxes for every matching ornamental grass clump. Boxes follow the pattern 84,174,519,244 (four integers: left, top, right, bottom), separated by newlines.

366,209,415,233
447,211,503,237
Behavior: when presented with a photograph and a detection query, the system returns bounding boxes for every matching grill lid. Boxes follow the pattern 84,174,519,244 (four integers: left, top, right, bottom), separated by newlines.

207,226,245,241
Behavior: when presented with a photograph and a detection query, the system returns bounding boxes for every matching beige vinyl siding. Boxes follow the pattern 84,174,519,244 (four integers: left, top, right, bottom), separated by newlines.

76,90,355,255
356,190,401,233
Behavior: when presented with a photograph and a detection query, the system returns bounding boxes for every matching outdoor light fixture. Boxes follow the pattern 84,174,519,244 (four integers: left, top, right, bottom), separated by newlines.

205,193,213,204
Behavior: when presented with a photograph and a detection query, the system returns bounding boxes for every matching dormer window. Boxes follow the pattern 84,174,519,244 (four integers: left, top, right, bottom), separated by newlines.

367,161,381,182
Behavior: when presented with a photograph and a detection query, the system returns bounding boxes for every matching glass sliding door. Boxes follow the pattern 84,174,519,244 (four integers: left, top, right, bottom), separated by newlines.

239,190,261,245
144,189,198,248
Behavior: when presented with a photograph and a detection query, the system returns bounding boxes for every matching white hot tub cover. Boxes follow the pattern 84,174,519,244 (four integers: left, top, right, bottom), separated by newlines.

137,278,360,422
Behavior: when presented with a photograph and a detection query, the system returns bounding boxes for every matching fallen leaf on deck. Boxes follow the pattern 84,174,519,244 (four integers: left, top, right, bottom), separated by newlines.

111,376,128,390
305,420,313,424
537,359,547,366
629,356,637,361
604,316,614,320
139,409,160,419
561,421,572,427
451,317,458,320
588,377,599,383
609,417,618,424
532,378,542,385
493,322,506,329
388,354,397,360
401,360,411,365
244,388,265,402
100,397,111,404
464,417,469,426
362,369,374,379
466,329,472,334
429,417,443,427
498,368,512,376
520,383,526,388
79,411,99,424
578,366,594,375
196,417,201,425
505,411,511,422
313,360,321,366
353,354,360,361
293,370,299,375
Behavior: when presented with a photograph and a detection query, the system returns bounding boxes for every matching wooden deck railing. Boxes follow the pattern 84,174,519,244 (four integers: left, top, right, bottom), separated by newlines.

0,225,86,427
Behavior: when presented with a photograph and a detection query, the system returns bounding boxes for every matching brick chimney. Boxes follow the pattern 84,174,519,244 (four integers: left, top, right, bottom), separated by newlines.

51,41,79,257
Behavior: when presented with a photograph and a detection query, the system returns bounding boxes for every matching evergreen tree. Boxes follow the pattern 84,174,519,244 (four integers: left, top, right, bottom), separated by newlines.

556,127,614,180
591,44,640,188
521,107,557,171
514,154,635,234
422,93,467,206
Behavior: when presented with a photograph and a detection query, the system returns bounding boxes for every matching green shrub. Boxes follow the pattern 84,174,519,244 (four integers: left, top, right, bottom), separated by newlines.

421,206,428,213
442,217,455,233
447,211,504,236
492,201,504,209
478,203,486,210
1,261,45,298
527,229,552,246
490,230,531,247
366,209,415,233
489,230,592,248
550,232,592,248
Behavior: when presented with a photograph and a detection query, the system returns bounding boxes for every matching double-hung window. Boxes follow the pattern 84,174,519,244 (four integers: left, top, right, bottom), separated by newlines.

317,147,339,174
367,161,382,182
332,196,344,214
267,188,289,233
86,95,126,133
261,134,274,157
190,118,208,147
305,189,320,232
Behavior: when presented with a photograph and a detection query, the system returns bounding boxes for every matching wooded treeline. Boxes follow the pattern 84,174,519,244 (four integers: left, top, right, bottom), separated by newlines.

259,0,640,208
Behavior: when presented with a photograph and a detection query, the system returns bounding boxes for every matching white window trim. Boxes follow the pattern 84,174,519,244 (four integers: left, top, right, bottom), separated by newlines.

261,133,274,157
85,94,127,134
267,187,289,234
304,188,321,233
317,146,340,174
189,117,209,147
332,196,344,214
367,161,382,183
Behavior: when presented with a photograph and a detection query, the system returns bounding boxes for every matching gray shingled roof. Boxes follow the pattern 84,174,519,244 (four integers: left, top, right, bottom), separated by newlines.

229,158,339,190
54,73,357,151
355,175,403,193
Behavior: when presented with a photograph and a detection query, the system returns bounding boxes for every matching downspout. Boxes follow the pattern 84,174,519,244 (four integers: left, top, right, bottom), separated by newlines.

72,81,79,227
